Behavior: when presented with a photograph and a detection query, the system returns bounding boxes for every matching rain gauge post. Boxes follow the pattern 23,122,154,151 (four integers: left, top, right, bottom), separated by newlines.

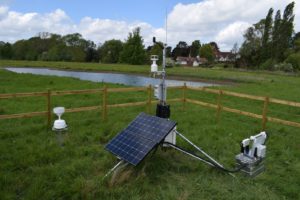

150,37,170,119
52,107,68,146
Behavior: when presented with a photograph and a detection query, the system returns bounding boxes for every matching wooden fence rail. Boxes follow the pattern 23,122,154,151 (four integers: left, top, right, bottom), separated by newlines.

186,86,300,108
1,85,300,130
186,86,300,129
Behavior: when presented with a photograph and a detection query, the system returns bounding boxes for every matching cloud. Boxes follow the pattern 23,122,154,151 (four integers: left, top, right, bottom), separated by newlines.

0,6,8,17
0,6,159,46
215,21,251,50
0,0,299,51
166,0,299,50
0,7,75,41
78,17,129,43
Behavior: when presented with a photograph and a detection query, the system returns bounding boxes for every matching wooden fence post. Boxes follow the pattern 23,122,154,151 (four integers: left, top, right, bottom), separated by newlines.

182,83,187,110
147,85,152,113
47,89,51,128
102,86,108,121
262,96,269,131
216,90,223,123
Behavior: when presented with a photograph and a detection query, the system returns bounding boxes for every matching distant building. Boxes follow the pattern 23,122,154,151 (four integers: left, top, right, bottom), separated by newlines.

176,56,207,66
209,42,235,62
215,52,234,62
176,56,189,65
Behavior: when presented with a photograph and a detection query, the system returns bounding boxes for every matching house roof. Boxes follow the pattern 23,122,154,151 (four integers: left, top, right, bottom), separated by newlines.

216,51,233,58
176,56,199,62
176,56,207,64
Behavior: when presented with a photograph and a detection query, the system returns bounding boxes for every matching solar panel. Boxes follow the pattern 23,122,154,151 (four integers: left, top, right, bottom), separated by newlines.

105,113,177,166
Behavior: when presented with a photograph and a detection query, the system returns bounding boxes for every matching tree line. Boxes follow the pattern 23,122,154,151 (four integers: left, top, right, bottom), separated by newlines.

0,26,217,65
239,1,300,71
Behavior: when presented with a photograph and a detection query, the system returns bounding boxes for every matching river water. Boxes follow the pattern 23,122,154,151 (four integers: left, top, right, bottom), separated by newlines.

5,67,217,87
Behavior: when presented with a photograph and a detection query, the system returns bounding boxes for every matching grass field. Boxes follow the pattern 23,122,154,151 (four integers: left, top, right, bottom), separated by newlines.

0,63,300,199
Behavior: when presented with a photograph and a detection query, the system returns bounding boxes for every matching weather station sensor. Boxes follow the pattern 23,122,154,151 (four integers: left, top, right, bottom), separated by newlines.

150,55,159,73
52,107,67,131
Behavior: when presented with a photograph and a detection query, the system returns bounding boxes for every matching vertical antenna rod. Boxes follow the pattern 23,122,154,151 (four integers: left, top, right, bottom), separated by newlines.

152,7,171,118
165,8,168,45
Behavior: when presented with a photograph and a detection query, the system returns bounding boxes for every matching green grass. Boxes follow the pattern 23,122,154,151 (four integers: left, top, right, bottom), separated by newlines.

0,67,300,199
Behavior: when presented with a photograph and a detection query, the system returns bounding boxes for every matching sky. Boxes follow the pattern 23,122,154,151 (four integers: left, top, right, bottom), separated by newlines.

0,0,299,51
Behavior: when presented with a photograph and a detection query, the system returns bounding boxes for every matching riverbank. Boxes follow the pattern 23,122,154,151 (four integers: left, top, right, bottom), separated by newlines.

1,60,298,84
1,60,300,101
4,67,218,87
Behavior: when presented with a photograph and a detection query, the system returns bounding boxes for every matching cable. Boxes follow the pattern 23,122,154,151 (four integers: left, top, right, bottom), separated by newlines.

163,142,247,173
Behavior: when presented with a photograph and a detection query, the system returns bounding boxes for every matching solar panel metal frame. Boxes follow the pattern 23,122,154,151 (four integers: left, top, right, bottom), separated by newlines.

105,113,177,166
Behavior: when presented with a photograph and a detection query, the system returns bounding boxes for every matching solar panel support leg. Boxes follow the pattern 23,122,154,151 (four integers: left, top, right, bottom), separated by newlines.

175,130,224,169
166,142,215,167
103,160,124,179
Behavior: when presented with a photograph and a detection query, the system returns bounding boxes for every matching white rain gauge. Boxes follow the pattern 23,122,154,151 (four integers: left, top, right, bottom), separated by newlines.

53,107,67,131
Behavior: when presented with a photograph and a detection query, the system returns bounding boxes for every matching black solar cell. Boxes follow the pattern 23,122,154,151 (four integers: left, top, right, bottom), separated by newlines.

105,113,177,166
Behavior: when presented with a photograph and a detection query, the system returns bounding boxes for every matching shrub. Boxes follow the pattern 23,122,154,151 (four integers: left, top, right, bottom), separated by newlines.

285,53,300,70
166,59,174,68
274,63,294,72
259,59,276,70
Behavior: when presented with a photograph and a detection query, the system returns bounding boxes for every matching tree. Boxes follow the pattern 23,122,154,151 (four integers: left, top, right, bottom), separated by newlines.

38,32,52,39
239,25,262,67
2,32,100,62
200,44,215,63
12,40,29,60
272,10,282,60
62,33,85,47
271,2,295,62
285,32,300,70
239,2,295,68
99,39,123,63
231,43,239,61
209,42,219,53
171,41,189,59
47,45,72,61
190,40,201,57
120,27,146,65
61,33,96,62
292,32,300,46
85,47,99,62
261,8,273,61
166,46,172,57
148,42,163,65
278,2,295,61
293,38,300,52
0,42,13,59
